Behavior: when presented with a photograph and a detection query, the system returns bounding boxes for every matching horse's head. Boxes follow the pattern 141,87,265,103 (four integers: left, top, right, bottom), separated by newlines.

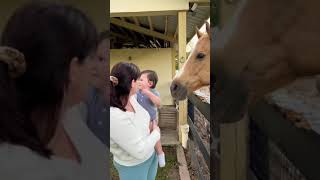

170,22,210,100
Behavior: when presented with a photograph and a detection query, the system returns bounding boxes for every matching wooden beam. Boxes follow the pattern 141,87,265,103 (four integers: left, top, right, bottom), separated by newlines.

111,18,176,42
189,0,210,6
133,17,140,26
164,16,169,47
148,16,153,31
164,16,168,35
111,0,188,17
114,25,128,37
132,17,149,45
177,11,188,144
119,17,140,44
189,0,210,2
111,11,177,17
171,48,177,79
251,100,320,180
174,24,178,40
131,17,149,42
147,16,157,47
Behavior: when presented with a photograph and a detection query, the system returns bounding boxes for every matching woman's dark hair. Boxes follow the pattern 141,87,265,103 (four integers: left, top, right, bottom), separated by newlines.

0,1,98,158
110,62,140,111
140,70,158,88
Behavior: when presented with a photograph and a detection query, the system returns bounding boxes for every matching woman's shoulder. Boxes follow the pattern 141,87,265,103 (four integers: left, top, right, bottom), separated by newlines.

110,107,131,120
0,144,82,180
110,106,124,114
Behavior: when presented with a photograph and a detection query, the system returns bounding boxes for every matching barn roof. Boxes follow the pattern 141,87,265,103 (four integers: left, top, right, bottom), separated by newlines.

111,2,210,49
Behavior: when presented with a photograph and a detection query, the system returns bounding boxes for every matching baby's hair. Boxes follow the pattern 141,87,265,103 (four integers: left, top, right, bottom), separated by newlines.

140,70,158,89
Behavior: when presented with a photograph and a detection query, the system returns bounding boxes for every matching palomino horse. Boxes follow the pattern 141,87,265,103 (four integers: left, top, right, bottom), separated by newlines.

170,22,210,100
214,0,320,122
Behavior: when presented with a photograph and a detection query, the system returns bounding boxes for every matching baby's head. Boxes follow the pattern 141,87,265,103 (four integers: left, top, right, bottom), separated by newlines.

139,70,158,89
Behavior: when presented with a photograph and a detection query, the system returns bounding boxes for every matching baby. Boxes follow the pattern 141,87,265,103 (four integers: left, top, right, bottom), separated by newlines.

137,70,165,167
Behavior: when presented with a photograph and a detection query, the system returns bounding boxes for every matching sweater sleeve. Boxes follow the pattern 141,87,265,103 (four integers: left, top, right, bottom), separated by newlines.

110,110,160,160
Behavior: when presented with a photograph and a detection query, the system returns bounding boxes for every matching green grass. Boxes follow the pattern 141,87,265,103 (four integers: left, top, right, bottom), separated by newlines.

110,146,178,180
155,146,178,180
110,155,120,180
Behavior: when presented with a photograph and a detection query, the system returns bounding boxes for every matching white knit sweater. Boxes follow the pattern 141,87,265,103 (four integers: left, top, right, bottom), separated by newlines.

110,95,160,166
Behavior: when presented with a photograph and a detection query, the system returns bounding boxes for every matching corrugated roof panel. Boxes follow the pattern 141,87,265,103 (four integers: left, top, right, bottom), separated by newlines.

151,16,166,32
111,4,209,48
138,16,149,28
167,15,177,36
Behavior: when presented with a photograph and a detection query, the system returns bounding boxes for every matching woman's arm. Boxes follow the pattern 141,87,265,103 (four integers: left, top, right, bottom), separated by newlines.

110,112,160,160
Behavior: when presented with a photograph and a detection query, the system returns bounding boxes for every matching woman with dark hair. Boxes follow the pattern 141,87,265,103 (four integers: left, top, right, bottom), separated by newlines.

110,62,160,180
0,1,106,179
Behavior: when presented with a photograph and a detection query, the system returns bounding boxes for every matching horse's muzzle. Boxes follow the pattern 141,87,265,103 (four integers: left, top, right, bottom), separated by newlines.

170,80,188,101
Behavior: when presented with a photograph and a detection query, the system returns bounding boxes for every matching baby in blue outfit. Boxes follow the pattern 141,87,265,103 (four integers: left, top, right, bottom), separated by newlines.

137,70,165,167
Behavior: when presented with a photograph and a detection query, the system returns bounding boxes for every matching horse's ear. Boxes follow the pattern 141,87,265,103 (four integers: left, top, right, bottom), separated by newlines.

205,22,210,39
196,26,202,38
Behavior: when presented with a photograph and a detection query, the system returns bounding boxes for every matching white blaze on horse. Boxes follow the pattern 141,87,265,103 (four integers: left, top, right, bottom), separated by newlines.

170,22,210,100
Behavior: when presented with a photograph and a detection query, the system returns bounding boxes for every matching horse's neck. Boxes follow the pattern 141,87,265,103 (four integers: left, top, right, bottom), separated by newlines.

212,0,248,49
214,0,301,67
215,0,301,47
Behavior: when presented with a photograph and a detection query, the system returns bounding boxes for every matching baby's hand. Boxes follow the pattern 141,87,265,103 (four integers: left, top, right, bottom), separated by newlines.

141,88,150,94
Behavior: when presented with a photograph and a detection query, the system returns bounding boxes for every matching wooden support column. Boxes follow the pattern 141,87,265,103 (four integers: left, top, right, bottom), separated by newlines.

220,115,248,180
218,1,247,180
177,11,188,144
171,47,177,79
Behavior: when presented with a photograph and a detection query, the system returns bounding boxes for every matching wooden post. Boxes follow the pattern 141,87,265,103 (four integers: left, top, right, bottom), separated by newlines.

220,114,248,180
177,11,188,144
217,1,248,179
171,47,177,79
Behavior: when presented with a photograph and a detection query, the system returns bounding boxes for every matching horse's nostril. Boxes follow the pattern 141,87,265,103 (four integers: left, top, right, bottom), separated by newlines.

170,81,179,93
170,81,188,100
173,84,178,91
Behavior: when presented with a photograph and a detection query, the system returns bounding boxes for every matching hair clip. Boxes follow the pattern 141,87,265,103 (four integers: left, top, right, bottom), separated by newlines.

0,46,26,78
110,76,118,86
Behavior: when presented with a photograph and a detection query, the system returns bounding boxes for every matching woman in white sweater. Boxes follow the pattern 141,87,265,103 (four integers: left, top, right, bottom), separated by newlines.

110,62,161,180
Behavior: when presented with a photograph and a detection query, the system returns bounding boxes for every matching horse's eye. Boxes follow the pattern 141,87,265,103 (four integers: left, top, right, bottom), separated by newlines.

196,53,205,60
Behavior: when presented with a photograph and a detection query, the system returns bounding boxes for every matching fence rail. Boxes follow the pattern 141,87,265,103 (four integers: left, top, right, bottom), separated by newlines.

187,94,211,179
249,100,320,180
